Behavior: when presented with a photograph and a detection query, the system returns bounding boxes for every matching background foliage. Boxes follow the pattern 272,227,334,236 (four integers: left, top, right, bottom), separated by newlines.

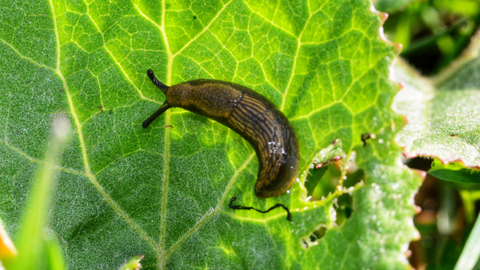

376,0,480,269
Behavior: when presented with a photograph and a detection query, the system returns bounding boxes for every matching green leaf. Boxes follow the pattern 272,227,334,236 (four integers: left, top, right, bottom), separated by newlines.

0,0,421,269
429,158,480,183
454,212,480,270
44,232,67,270
120,255,144,270
6,116,70,270
393,34,480,169
459,190,480,222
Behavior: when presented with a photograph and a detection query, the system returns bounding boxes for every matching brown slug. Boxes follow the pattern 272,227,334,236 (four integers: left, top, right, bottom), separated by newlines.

143,69,299,199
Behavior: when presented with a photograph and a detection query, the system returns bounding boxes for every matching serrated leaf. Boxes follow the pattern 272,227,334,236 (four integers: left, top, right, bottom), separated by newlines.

0,0,421,269
393,33,480,169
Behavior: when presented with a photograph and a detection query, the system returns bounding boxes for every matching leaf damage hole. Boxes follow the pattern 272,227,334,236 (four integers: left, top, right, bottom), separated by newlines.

307,149,364,196
333,193,354,226
301,225,326,249
300,193,355,250
304,140,364,232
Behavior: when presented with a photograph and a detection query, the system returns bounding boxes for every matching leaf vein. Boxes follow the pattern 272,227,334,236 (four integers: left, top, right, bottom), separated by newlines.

49,0,158,250
165,153,255,257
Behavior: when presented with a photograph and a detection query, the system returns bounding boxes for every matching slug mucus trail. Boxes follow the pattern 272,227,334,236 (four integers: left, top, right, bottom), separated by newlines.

143,69,299,221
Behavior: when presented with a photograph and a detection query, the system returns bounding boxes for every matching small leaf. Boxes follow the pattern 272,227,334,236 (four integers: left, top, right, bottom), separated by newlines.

44,232,67,270
8,116,70,270
454,212,480,270
429,159,480,183
120,255,144,270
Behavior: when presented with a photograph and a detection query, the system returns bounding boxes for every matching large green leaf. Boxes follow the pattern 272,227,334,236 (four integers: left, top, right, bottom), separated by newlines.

393,34,480,169
0,0,421,269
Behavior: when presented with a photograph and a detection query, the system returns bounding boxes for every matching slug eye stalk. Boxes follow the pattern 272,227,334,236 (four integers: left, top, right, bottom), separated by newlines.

143,70,171,128
147,69,169,93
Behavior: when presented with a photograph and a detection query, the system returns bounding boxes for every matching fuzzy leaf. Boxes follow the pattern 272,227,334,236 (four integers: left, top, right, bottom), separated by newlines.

393,34,480,169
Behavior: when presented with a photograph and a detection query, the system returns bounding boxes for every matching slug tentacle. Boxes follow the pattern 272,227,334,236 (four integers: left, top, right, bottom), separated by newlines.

143,69,299,200
143,70,172,128
142,102,172,128
147,69,169,93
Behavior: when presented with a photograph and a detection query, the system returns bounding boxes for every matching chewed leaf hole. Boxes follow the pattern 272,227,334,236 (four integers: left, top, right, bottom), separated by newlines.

333,193,354,226
301,226,327,249
304,143,364,238
305,139,346,196
306,141,364,200
301,192,355,250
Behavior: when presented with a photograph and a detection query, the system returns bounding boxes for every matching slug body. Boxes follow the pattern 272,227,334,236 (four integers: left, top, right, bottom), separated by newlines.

144,70,299,198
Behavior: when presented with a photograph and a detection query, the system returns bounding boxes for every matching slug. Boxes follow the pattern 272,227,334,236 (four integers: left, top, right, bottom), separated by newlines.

143,70,299,218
